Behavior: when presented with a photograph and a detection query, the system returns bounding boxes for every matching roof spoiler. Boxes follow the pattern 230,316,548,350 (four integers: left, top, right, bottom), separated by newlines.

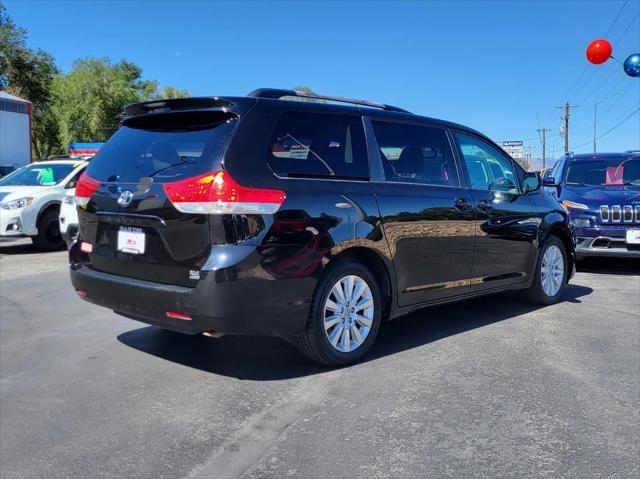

123,97,232,117
247,88,410,113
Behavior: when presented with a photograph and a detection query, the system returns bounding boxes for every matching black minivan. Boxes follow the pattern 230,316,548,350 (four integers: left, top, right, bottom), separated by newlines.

70,89,575,365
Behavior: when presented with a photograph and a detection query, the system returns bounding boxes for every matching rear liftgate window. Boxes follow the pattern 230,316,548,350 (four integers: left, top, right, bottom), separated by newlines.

86,111,237,183
266,111,369,180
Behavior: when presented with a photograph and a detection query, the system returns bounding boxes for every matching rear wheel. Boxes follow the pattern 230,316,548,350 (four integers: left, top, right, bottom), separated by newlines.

32,208,65,251
526,236,567,305
293,261,382,366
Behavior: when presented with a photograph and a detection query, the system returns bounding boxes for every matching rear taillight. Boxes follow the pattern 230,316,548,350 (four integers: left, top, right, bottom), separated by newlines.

75,172,101,207
163,171,286,215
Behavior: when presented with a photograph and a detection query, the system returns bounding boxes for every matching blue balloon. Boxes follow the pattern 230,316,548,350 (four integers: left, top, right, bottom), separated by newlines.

623,53,640,77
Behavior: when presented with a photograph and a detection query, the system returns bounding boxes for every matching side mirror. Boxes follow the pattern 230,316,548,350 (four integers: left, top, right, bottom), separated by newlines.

542,176,557,187
66,180,77,189
523,172,541,193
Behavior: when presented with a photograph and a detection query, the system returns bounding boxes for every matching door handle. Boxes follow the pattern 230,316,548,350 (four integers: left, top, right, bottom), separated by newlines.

476,199,492,212
454,197,471,210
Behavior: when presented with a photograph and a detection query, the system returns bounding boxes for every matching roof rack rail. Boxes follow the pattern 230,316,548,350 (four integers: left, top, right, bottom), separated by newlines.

247,88,410,113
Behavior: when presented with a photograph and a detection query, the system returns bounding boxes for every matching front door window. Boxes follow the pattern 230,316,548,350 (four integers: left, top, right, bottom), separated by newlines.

455,132,519,194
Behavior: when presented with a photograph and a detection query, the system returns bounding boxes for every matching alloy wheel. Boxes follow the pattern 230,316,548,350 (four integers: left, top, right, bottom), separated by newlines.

323,274,374,353
540,244,564,297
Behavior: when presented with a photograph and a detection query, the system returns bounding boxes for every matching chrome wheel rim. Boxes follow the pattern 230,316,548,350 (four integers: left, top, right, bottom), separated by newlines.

541,245,564,297
323,274,374,353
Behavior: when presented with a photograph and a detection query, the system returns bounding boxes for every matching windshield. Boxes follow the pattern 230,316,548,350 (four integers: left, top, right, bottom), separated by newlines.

86,111,237,183
0,163,76,186
565,158,640,186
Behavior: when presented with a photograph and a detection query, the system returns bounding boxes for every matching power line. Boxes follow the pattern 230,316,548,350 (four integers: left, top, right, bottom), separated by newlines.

597,83,634,120
539,2,636,131
559,0,629,102
613,9,640,46
571,106,640,150
573,83,631,134
605,0,629,38
574,66,619,107
572,83,636,138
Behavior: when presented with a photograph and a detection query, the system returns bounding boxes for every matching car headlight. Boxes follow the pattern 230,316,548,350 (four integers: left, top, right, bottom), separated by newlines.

63,194,76,205
0,196,34,210
571,218,591,227
561,200,589,211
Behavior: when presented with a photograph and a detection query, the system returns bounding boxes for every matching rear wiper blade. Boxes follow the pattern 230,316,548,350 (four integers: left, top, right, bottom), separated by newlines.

149,156,197,177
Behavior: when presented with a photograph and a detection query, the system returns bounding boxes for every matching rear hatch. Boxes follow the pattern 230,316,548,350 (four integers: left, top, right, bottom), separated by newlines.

76,100,244,287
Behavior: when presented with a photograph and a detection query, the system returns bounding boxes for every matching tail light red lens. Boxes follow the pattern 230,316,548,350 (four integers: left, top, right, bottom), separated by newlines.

75,172,101,207
166,311,192,320
163,171,286,215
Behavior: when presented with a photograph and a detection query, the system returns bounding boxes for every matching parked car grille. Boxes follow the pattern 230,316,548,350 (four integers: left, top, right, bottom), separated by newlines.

599,205,640,223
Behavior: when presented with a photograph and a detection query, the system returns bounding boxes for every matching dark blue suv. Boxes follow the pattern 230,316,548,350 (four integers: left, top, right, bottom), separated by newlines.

543,151,640,259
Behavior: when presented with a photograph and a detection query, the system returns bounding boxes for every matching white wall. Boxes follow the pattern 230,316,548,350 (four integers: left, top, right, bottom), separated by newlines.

0,110,30,167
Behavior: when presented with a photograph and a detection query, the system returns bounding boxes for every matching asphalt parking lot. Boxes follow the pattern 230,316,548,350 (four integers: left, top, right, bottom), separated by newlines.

0,238,638,479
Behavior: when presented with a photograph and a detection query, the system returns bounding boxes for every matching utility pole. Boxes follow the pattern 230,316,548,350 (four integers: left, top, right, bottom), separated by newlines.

537,128,551,170
556,102,578,154
524,146,534,170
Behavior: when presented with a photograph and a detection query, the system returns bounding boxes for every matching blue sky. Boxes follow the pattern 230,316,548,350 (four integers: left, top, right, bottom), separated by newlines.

5,0,640,163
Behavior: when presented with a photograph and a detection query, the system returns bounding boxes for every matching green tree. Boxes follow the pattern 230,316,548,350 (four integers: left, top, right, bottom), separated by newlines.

0,3,60,157
50,57,189,146
154,85,190,99
1,4,189,156
291,85,325,103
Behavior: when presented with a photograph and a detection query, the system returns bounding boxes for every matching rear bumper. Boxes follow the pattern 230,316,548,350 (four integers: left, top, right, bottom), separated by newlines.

69,245,318,336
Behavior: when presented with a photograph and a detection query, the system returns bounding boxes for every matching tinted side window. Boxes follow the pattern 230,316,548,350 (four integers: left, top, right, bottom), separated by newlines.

372,122,459,186
549,158,562,180
455,132,519,193
267,112,368,179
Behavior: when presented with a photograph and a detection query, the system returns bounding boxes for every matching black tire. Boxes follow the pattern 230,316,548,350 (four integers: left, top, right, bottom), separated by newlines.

526,235,567,305
292,260,383,366
32,208,65,251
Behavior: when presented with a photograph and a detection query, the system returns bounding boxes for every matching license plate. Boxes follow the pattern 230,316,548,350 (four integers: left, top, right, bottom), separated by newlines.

626,229,640,244
117,227,145,254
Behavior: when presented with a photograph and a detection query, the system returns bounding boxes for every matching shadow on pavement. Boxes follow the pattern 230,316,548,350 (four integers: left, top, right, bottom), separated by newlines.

118,283,593,381
576,257,640,276
0,239,65,255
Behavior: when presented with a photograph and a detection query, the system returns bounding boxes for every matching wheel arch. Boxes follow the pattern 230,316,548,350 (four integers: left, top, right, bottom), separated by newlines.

36,201,62,229
326,246,395,320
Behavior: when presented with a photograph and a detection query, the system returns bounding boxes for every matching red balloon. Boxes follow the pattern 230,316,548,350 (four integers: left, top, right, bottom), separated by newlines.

586,39,612,64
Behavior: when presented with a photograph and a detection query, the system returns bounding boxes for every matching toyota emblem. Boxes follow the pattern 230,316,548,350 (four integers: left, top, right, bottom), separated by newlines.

117,190,134,207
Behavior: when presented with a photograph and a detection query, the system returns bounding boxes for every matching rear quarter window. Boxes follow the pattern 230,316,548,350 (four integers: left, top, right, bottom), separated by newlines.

266,111,369,180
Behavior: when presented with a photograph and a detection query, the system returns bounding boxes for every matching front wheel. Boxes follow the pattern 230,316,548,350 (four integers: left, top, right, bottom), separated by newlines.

293,261,382,366
526,236,567,305
32,209,65,251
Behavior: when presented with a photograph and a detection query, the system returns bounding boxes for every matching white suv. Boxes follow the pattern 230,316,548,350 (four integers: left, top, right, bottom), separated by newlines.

0,160,88,250
59,187,80,245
